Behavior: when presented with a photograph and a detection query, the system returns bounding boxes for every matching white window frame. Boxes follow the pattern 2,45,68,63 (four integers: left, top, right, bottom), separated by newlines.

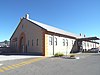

66,39,68,46
55,37,57,46
49,36,53,45
72,40,74,45
63,39,65,46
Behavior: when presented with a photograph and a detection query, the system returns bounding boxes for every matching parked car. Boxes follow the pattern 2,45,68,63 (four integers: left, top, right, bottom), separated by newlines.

88,48,99,53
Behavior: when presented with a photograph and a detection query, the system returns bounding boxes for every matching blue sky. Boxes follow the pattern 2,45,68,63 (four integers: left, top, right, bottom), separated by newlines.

0,0,100,42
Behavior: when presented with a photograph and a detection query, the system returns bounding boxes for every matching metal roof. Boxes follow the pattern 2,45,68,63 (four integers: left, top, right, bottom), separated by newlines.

27,18,80,38
78,37,100,41
77,37,100,44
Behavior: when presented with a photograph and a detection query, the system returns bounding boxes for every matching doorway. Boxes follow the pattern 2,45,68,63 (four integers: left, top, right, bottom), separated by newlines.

19,32,26,53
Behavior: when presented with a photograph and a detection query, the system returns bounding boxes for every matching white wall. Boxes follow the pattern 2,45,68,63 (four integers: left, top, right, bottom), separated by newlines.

47,34,76,56
82,41,99,50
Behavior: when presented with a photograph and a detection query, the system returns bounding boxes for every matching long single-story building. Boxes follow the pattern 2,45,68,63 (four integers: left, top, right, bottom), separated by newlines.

10,14,100,56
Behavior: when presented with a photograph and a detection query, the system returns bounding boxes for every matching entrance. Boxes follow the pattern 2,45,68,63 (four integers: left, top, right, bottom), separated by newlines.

20,37,25,52
19,32,26,53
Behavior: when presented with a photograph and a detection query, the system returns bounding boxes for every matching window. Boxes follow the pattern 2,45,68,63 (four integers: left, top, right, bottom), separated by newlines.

28,40,29,46
66,39,68,46
55,37,57,46
87,43,89,47
63,39,65,46
32,40,33,46
90,44,92,47
37,39,38,46
49,36,53,45
72,40,74,45
93,43,94,48
22,25,23,29
16,42,17,48
84,42,86,46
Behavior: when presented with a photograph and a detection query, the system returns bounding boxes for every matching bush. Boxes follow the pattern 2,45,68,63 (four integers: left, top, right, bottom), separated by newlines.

54,53,64,57
59,53,64,57
54,53,59,57
70,55,75,57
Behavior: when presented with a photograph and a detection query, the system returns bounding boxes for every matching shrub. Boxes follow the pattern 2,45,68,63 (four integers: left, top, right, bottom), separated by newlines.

70,55,75,57
54,53,64,57
54,53,59,57
59,53,64,57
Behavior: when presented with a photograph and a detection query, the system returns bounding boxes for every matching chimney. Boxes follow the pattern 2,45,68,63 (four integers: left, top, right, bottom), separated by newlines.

25,14,29,19
80,33,82,36
84,34,86,37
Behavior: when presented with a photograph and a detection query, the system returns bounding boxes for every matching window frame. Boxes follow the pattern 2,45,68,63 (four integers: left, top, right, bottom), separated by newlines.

28,40,29,46
22,25,23,29
55,37,57,46
66,39,68,46
63,39,65,46
49,36,53,45
87,43,89,47
72,40,74,45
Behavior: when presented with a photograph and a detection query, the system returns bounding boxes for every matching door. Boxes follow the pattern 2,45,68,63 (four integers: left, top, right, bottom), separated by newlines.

19,32,26,53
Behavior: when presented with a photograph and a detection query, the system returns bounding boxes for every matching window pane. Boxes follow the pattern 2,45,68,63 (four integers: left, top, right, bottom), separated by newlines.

66,39,68,46
87,43,89,47
55,37,57,46
72,40,74,45
28,40,29,46
63,39,65,46
72,40,73,45
49,37,52,45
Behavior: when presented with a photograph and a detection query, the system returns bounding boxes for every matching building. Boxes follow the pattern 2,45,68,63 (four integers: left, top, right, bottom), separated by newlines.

0,41,10,47
10,14,99,56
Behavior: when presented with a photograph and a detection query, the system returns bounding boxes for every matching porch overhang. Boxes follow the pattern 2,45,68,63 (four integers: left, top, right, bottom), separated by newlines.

77,37,100,44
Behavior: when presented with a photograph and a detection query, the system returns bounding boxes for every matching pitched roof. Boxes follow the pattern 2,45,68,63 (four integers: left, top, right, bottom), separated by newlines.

10,14,80,40
27,18,80,38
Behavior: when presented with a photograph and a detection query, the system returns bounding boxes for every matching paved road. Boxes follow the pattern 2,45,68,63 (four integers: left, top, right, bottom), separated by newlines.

0,53,100,75
0,55,42,61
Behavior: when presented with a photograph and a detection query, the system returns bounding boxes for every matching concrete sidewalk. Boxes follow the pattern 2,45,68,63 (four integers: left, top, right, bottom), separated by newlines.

0,55,43,61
